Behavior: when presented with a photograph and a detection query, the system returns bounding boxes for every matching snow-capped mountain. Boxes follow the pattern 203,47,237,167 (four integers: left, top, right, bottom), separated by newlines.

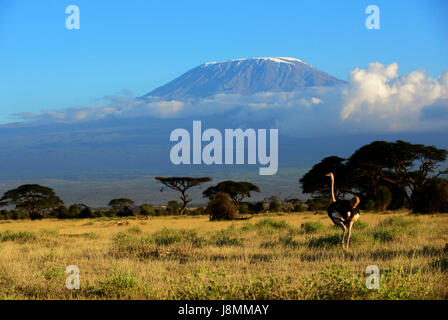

143,57,345,100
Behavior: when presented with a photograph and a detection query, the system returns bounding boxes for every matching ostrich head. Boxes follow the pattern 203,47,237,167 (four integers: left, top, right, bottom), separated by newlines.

351,196,360,209
325,173,334,178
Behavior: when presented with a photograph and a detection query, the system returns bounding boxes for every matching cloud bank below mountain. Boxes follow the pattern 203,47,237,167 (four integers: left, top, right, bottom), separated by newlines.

12,62,448,136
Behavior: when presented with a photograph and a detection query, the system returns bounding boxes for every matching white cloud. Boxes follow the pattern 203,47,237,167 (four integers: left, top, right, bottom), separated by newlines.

341,62,448,131
300,97,323,108
11,62,448,135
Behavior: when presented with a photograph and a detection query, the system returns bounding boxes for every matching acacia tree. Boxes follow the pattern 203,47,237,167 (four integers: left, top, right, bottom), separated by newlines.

299,156,354,199
155,177,211,215
202,180,260,208
0,184,63,219
108,198,136,212
300,140,448,212
347,140,448,203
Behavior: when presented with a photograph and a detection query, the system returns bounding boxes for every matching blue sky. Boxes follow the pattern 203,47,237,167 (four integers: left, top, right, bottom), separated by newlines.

0,0,447,123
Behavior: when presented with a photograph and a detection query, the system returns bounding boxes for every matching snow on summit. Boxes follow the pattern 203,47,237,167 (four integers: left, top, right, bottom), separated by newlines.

143,57,345,100
202,57,309,67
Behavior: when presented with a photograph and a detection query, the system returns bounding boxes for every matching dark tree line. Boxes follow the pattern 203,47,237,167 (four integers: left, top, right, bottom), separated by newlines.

0,139,446,220
300,140,448,213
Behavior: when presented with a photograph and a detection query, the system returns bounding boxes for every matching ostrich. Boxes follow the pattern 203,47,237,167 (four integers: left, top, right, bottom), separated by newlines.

325,173,360,249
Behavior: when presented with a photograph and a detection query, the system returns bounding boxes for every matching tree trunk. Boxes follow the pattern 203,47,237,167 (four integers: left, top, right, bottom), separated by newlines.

179,191,189,215
179,201,187,215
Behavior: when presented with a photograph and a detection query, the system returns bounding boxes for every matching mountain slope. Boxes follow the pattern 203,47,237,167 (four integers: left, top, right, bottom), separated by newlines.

143,57,345,100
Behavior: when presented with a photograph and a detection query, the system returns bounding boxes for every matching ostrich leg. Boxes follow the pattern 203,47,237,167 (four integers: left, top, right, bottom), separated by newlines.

336,220,346,248
346,221,354,249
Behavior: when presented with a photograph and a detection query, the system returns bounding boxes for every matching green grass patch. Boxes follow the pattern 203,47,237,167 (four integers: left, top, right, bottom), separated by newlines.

254,219,299,235
355,220,369,230
86,271,143,298
278,235,300,248
151,228,205,247
0,231,36,243
302,265,369,299
301,222,324,234
209,229,242,247
378,216,414,228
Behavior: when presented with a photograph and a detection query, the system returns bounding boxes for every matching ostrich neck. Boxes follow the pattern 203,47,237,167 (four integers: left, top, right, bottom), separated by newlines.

330,175,336,202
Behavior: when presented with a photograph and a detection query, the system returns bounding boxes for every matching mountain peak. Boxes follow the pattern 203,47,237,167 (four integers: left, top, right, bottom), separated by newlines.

144,57,345,100
202,57,310,67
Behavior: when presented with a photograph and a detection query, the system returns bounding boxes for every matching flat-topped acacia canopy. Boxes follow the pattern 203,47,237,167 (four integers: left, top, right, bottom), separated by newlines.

155,177,212,215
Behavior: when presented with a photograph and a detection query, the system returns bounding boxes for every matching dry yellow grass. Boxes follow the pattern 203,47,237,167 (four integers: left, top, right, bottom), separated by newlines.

0,211,447,300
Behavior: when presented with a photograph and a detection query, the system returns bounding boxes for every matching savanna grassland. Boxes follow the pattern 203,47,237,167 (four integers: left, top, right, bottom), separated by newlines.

0,211,447,300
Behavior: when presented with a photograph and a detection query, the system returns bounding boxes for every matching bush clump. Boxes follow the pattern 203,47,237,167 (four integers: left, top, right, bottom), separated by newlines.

208,192,238,221
255,218,298,235
151,228,205,247
301,222,324,234
210,229,242,246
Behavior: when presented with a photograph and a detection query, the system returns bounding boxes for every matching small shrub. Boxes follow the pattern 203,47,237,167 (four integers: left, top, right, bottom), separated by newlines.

112,233,151,258
248,202,265,214
210,230,242,246
208,192,238,221
269,200,281,212
301,222,324,234
355,220,369,230
44,266,64,281
254,219,298,235
139,204,155,216
294,203,307,212
117,206,134,217
256,218,287,229
80,207,94,218
281,202,294,212
187,207,206,216
278,235,300,248
88,271,140,298
239,222,256,232
151,228,204,247
372,227,399,242
166,201,181,215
